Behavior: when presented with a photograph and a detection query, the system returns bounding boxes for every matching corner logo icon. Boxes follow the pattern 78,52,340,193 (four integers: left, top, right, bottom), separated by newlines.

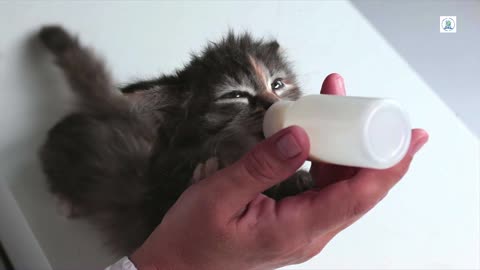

440,16,456,33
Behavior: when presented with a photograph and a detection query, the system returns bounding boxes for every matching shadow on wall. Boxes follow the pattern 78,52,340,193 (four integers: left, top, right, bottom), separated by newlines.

351,1,480,137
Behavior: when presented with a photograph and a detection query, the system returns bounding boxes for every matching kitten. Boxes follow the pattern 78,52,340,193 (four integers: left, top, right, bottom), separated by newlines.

38,25,313,254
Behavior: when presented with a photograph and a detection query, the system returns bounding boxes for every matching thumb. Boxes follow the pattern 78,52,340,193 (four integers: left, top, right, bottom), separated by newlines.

203,126,310,211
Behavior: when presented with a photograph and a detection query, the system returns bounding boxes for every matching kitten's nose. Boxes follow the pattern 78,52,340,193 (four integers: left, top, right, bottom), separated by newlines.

255,98,274,110
255,92,279,110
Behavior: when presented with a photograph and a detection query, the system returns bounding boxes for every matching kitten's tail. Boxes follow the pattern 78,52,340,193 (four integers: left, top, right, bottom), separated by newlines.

38,25,127,111
39,26,153,253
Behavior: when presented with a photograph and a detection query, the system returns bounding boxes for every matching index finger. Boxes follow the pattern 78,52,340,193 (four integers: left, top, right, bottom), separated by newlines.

321,73,346,96
280,129,429,234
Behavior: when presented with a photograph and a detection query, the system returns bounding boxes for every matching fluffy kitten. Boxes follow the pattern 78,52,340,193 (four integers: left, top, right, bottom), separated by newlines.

39,25,313,254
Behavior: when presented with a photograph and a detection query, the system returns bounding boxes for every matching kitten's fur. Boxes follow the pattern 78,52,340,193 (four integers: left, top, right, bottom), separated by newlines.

39,26,313,254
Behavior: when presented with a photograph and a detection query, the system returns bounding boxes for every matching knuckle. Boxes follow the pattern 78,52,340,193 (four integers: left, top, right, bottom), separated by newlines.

204,210,232,240
258,230,291,255
350,199,374,217
270,237,291,254
295,248,318,264
346,183,380,218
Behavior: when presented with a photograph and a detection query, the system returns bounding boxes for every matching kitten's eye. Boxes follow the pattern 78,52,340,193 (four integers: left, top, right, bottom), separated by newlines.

271,78,285,90
217,91,251,100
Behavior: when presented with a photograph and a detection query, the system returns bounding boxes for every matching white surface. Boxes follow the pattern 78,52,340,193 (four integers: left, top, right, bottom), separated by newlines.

0,1,478,270
353,1,480,137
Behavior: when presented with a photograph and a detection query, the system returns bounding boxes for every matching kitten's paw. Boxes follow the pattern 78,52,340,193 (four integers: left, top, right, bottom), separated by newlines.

264,170,314,200
191,157,219,184
38,25,76,54
294,170,314,191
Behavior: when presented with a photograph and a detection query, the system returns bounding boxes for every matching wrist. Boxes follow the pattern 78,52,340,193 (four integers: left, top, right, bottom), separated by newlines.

130,243,196,270
130,245,159,270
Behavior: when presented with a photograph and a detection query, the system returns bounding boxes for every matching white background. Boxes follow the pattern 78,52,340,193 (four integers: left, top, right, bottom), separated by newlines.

0,1,478,270
353,1,480,136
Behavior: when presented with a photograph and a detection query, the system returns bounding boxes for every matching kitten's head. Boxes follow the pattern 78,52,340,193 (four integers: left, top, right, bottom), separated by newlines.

124,32,303,166
179,32,302,164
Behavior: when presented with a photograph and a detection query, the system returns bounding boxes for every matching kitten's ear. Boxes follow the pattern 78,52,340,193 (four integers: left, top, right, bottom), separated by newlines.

267,41,280,52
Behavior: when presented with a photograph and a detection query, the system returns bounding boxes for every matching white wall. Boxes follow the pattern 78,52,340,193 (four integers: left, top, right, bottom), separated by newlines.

353,0,480,137
0,1,478,270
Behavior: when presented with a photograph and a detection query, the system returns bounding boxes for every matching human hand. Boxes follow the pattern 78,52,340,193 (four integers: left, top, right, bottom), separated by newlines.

130,74,429,270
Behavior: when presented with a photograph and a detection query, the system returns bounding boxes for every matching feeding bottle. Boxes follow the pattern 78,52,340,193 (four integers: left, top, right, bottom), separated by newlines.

263,95,411,169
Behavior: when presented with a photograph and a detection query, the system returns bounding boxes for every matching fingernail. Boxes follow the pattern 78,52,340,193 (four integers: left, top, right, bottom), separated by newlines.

276,132,302,160
412,136,428,154
336,75,344,90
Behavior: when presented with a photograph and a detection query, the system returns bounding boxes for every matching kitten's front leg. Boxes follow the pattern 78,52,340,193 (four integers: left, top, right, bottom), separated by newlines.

191,157,219,184
265,170,314,200
191,158,314,200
